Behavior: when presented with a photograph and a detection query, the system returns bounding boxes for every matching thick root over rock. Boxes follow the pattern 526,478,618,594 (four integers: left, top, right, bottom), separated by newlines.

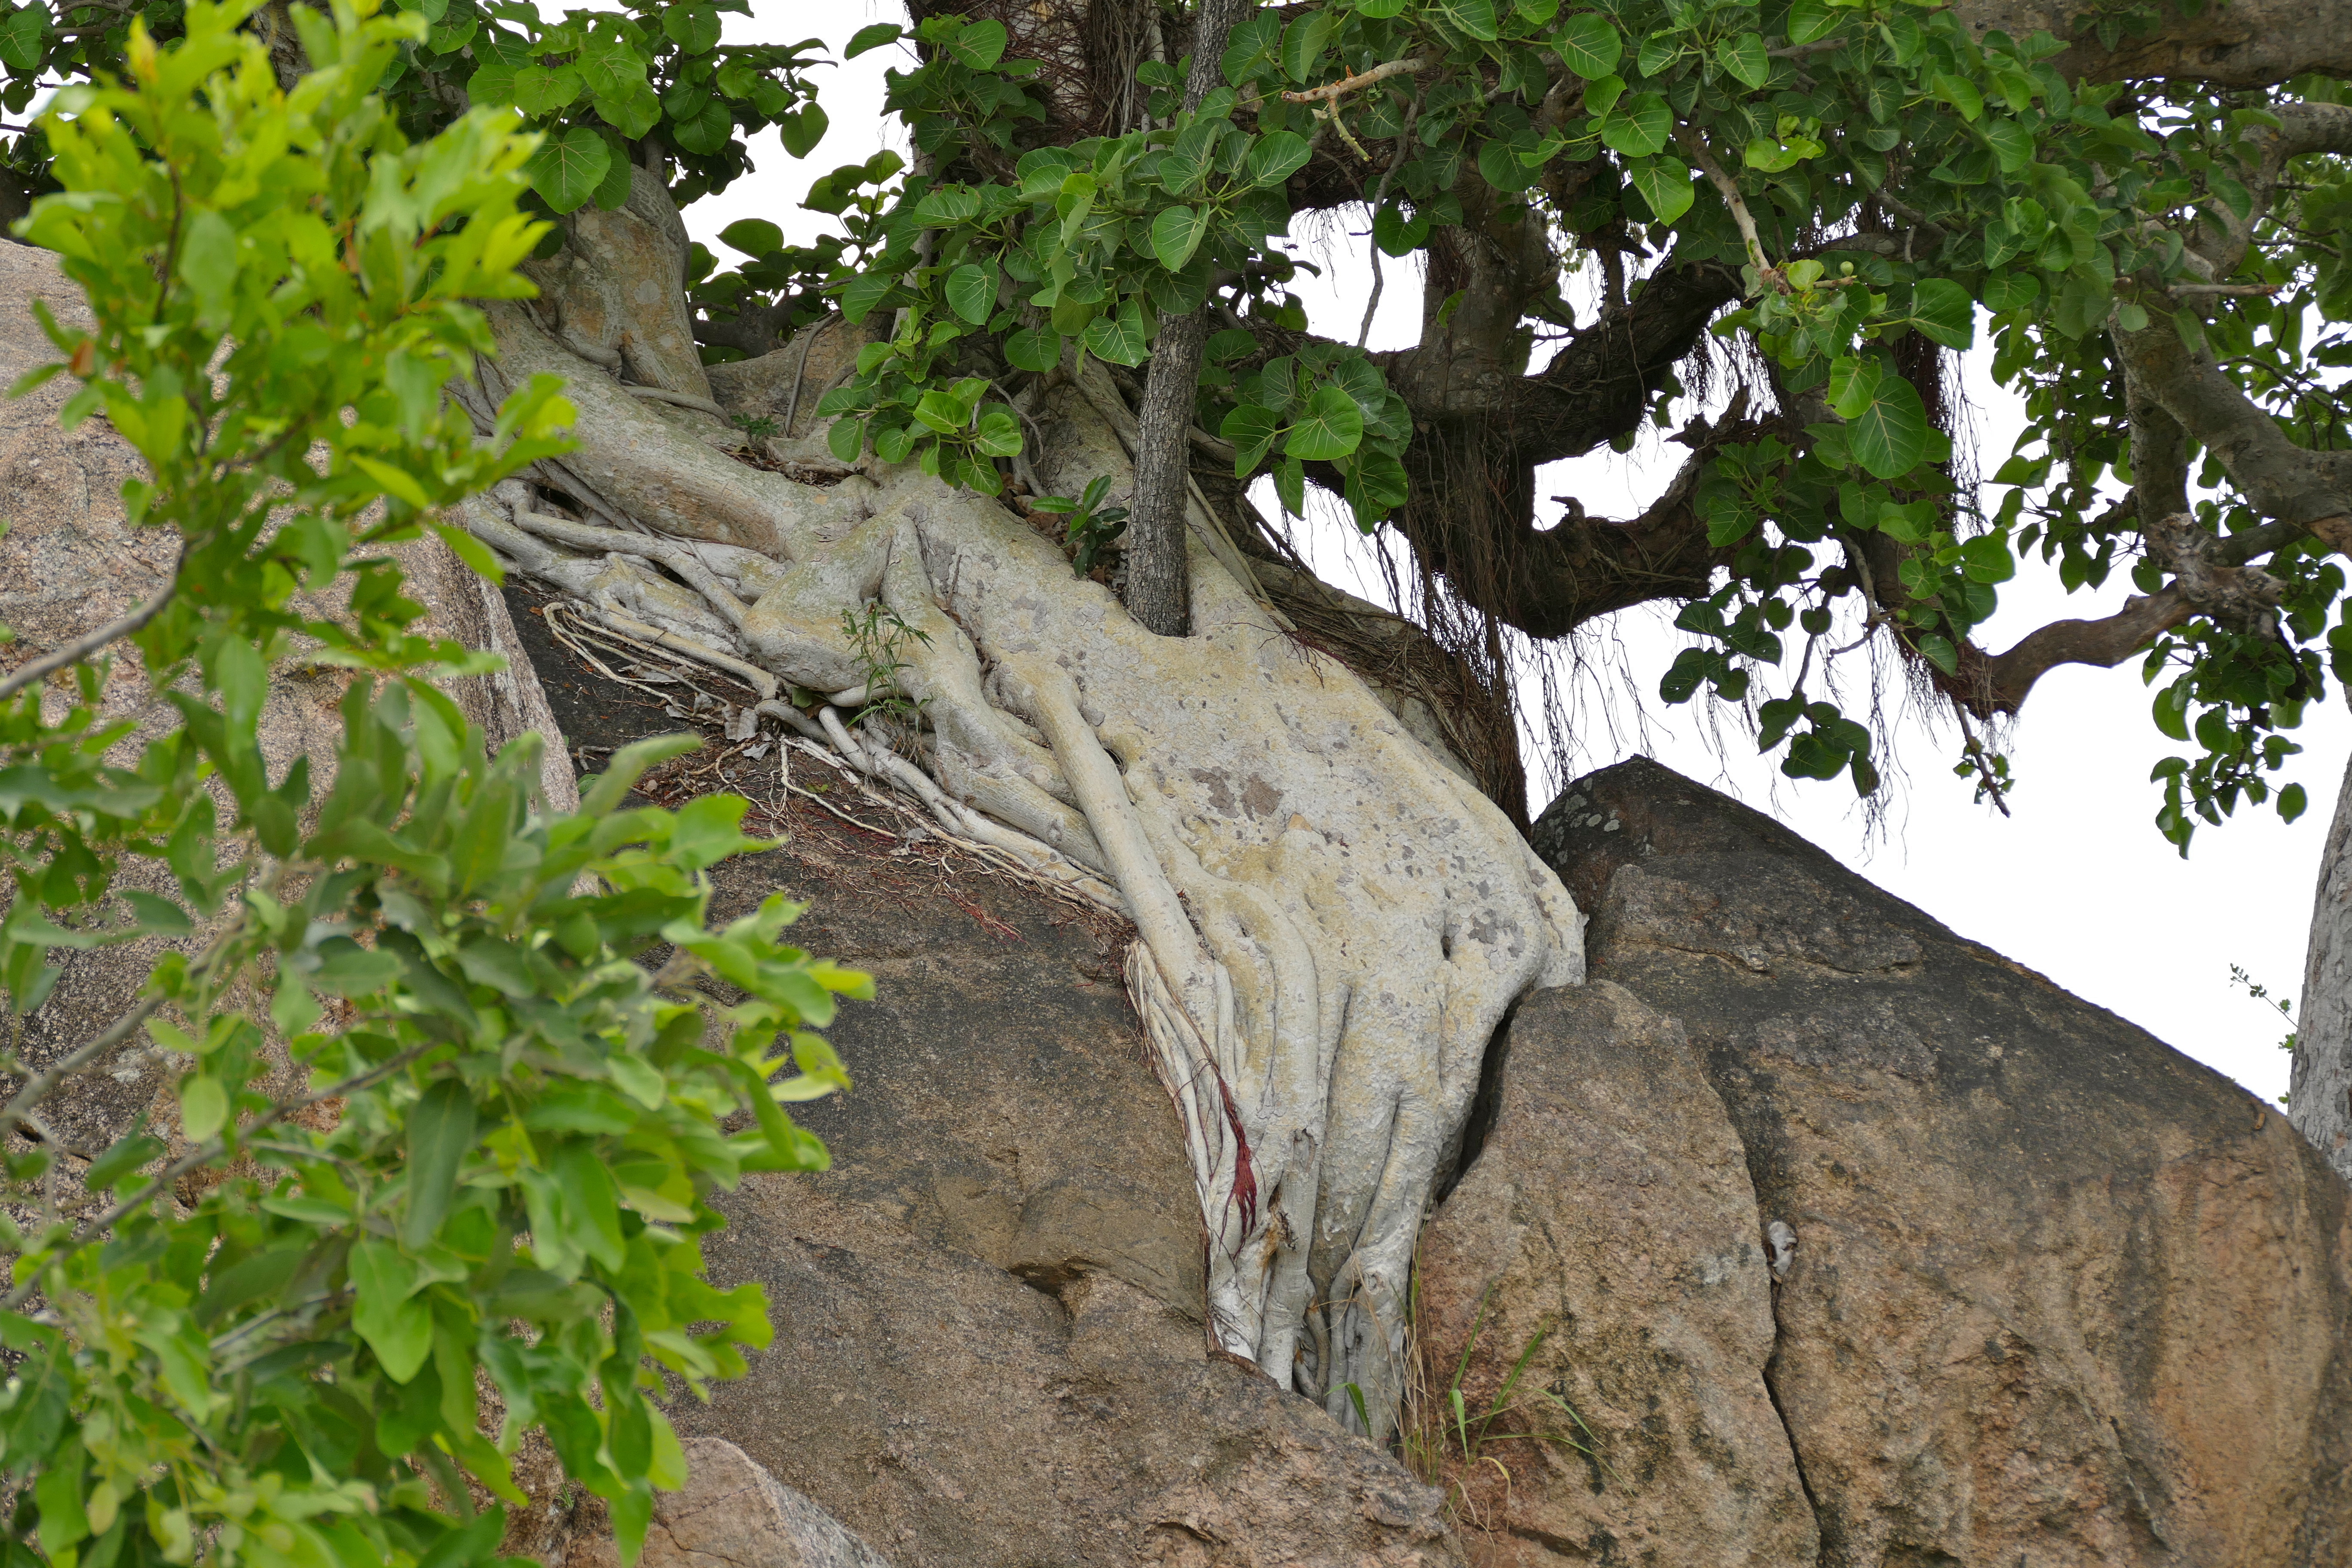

468,190,1583,1439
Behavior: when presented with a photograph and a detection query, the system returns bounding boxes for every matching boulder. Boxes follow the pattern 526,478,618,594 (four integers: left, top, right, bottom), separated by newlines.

1420,756,2352,1566
1414,980,1816,1565
564,1438,893,1568
659,833,1461,1567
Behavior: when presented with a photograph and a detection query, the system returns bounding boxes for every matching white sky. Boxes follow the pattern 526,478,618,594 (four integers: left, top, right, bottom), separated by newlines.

687,4,2333,1106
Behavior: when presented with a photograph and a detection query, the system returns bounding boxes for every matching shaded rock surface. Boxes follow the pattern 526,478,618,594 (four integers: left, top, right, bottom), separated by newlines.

565,1438,893,1568
667,838,1460,1568
1416,981,1816,1565
1437,756,2352,1567
523,666,1464,1568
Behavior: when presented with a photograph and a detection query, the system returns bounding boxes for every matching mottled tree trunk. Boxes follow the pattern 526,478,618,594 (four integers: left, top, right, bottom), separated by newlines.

1119,0,1250,638
2293,750,2352,1184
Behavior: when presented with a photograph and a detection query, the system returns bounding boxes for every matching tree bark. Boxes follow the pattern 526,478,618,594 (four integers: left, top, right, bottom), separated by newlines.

1121,0,1252,637
2293,747,2352,1184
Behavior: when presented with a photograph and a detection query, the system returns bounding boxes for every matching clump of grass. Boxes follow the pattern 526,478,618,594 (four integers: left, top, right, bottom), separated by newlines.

1396,1271,1618,1528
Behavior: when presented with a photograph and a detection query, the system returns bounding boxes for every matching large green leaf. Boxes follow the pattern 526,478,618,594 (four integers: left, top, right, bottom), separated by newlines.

1281,10,1334,82
1433,0,1500,42
720,218,784,256
350,1241,433,1383
671,97,734,156
845,22,903,57
1246,130,1314,188
1716,32,1768,89
779,104,828,158
402,1078,477,1249
512,63,582,116
1150,204,1210,271
1847,374,1930,480
1553,13,1622,78
1004,327,1063,372
946,262,999,324
662,3,721,54
946,17,1008,67
1283,383,1365,461
1081,298,1150,366
594,79,662,140
1625,156,1694,223
525,126,613,215
1909,278,1976,349
1598,93,1671,158
0,6,48,72
1221,403,1281,473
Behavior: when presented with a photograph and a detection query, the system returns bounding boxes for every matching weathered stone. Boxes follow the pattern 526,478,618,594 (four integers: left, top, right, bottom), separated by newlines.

1518,756,2352,1567
564,1439,893,1568
656,841,1463,1568
1415,981,1816,1566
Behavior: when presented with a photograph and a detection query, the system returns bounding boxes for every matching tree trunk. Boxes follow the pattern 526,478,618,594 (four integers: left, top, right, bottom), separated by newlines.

2293,749,2352,1183
1118,0,1251,638
465,170,1582,1441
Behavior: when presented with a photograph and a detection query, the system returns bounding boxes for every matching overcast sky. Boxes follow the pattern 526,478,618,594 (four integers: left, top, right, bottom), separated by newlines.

687,5,2333,1107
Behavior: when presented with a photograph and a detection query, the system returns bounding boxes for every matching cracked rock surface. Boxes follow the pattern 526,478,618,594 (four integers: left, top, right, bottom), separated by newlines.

1430,756,2352,1567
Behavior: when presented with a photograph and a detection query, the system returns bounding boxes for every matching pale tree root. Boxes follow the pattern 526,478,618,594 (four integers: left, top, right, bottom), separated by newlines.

463,194,1583,1440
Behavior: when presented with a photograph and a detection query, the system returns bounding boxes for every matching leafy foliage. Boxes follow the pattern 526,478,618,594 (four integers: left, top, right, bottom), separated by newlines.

0,7,863,1568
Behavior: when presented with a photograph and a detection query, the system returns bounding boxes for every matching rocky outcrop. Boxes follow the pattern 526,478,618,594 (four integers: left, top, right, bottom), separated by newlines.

1414,981,1816,1565
664,836,1460,1568
565,1439,893,1568
1418,757,2352,1567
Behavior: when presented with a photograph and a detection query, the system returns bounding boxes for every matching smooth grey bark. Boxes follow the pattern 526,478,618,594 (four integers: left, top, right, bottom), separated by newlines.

2294,747,2352,1184
1121,0,1253,638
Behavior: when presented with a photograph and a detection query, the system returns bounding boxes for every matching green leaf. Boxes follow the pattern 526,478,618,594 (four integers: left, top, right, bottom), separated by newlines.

946,17,1008,68
86,1127,163,1193
720,218,784,257
1283,383,1365,461
178,1075,228,1142
1599,93,1671,158
512,63,583,116
1847,373,1929,480
526,125,615,215
1717,32,1769,89
974,406,1022,457
1625,156,1694,224
0,6,47,73
177,209,237,318
778,104,828,158
945,262,998,324
912,389,968,434
845,22,903,57
1274,454,1307,516
1081,298,1149,366
1433,0,1500,42
662,3,721,53
594,79,662,140
1221,403,1281,473
1246,130,1314,188
1150,204,1210,271
402,1079,477,1249
1917,633,1960,675
1787,0,1840,43
1554,12,1622,77
350,1240,433,1383
1931,72,1984,122
1281,10,1334,82
1004,327,1063,372
1909,278,1976,349
671,96,733,156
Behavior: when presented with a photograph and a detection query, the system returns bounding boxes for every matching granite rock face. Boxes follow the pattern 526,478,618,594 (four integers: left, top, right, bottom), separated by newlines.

1415,980,1816,1565
664,842,1461,1568
564,1439,893,1568
1456,756,2352,1568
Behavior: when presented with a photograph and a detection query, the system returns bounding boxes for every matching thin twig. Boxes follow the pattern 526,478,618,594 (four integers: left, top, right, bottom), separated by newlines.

1282,55,1430,104
0,568,180,701
1675,128,1781,292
